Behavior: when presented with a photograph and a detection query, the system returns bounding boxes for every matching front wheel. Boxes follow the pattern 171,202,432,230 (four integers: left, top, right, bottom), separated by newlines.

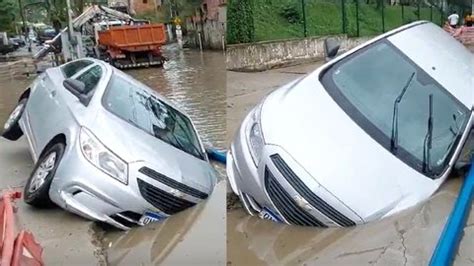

24,142,65,207
2,98,27,140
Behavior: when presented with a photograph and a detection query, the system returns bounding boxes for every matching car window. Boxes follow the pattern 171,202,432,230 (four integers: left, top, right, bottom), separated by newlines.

321,41,469,178
74,65,102,95
102,72,205,160
61,60,93,78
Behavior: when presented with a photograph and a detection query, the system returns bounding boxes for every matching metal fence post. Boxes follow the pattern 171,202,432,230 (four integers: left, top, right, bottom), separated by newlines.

341,0,347,33
430,5,433,21
356,0,360,37
302,0,307,37
439,8,443,25
401,4,405,22
381,0,385,33
417,0,421,20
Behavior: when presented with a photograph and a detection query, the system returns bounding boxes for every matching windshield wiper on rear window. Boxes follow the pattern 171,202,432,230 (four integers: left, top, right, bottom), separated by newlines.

390,72,415,153
422,94,434,174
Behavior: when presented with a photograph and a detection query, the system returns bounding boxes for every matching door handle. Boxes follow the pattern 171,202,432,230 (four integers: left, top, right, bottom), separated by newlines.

50,90,57,97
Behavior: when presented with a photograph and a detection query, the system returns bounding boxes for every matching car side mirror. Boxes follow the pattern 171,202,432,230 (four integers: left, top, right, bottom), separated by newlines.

63,79,89,105
324,38,340,61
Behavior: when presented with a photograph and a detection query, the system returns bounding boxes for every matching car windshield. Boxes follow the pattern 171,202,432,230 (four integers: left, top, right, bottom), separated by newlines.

321,41,469,178
103,73,206,160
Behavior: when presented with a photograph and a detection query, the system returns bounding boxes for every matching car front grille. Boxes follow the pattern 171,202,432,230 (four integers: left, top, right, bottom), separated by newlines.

137,178,196,215
270,154,356,227
139,167,208,200
264,167,327,227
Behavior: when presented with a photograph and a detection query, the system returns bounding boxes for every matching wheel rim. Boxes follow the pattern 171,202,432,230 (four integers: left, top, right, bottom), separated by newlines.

29,152,57,193
3,103,24,131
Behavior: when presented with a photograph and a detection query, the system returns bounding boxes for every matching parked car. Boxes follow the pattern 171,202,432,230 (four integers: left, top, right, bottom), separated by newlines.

9,36,25,47
8,39,20,50
227,21,474,227
0,44,17,55
1,58,217,230
38,27,56,44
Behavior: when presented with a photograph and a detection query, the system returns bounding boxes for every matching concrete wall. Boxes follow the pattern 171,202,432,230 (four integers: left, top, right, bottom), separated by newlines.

185,16,226,50
226,35,372,71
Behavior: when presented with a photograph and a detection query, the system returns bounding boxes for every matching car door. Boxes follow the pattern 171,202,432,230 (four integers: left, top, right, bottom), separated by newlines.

26,60,94,156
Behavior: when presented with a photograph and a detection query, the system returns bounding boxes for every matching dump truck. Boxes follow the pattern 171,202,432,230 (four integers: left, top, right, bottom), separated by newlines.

97,23,167,69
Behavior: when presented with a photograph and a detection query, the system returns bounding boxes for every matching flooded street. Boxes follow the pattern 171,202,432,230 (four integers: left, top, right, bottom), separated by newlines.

227,61,474,266
0,44,226,265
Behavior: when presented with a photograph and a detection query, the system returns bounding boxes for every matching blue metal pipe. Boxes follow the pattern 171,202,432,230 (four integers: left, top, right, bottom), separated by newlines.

206,148,227,164
429,161,474,266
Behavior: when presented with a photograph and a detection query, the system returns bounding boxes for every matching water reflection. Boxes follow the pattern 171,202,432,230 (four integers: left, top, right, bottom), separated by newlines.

103,202,205,265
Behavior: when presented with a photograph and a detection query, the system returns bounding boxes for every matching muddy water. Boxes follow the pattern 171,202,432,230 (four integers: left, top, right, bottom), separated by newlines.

226,61,474,266
0,77,31,124
101,45,226,266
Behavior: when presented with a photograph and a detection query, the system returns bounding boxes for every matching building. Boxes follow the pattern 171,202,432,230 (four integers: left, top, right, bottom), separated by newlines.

185,0,227,49
108,0,161,15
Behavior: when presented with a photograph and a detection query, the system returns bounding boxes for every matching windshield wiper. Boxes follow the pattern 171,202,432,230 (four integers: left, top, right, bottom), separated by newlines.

422,94,434,174
390,72,415,153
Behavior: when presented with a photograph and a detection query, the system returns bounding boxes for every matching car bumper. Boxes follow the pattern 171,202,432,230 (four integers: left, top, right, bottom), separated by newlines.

49,138,205,230
228,113,363,227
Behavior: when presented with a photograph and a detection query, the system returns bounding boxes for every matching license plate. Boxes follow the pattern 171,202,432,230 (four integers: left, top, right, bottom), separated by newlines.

138,211,167,226
258,207,280,222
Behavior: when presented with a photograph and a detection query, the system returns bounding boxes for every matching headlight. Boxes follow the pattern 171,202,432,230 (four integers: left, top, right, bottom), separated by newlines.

247,103,265,166
79,127,128,184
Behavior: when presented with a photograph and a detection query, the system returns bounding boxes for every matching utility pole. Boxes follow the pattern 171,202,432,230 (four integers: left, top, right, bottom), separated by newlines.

66,0,76,60
301,0,307,37
17,0,27,40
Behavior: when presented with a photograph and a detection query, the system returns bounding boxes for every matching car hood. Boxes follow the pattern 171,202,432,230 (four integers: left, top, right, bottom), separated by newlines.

86,109,215,194
260,73,440,221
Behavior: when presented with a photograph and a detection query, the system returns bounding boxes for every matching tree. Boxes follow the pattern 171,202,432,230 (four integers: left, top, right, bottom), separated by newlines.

0,0,18,33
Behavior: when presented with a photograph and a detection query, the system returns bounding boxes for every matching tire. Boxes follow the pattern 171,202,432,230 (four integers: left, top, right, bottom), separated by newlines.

24,142,65,207
2,98,27,140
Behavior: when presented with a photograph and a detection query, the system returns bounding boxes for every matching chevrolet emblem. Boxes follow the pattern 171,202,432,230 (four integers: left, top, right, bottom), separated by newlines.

170,189,183,198
293,195,313,212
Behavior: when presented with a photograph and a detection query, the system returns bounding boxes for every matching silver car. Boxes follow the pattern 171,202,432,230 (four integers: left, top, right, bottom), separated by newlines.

2,58,217,230
227,21,474,227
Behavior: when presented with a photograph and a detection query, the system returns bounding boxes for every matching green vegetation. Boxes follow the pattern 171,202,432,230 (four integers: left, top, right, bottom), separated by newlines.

228,0,453,44
227,0,255,44
0,0,18,33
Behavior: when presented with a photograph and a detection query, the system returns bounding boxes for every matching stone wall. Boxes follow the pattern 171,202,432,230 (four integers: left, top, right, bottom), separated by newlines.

226,35,372,71
185,19,226,50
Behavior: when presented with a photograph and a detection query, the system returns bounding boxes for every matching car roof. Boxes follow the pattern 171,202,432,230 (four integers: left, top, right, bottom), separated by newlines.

72,58,192,119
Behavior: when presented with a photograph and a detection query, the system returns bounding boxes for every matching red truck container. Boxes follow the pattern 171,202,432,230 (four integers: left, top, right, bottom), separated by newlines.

98,23,167,69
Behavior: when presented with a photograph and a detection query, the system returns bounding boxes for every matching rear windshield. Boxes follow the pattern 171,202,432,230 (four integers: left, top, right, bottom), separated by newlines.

102,73,206,160
321,41,469,178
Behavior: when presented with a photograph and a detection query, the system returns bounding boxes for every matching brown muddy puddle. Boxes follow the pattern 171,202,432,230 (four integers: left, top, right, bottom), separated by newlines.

227,177,474,265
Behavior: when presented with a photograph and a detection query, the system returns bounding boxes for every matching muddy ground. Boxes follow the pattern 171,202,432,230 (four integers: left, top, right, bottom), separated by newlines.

0,45,226,265
226,61,474,265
